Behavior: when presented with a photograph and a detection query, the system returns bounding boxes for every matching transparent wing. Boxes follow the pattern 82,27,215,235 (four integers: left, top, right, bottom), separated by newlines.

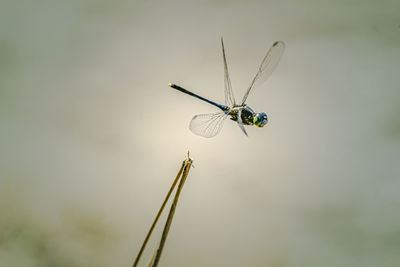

241,41,285,104
189,111,228,138
221,37,236,106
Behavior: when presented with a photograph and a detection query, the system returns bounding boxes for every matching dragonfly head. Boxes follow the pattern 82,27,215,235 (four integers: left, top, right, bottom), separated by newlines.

254,112,268,127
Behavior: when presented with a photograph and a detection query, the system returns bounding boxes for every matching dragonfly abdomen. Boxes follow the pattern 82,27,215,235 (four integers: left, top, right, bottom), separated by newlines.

169,83,229,111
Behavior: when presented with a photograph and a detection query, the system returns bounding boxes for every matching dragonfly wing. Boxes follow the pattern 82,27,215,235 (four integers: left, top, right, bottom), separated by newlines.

189,111,228,138
237,123,248,136
241,41,285,104
221,37,236,106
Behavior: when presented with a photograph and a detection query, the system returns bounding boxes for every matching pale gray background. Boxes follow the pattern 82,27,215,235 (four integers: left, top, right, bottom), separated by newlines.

1,0,399,266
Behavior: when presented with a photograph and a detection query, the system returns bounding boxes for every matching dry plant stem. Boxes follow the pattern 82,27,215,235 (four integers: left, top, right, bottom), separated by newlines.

133,161,185,267
147,251,157,267
152,158,193,267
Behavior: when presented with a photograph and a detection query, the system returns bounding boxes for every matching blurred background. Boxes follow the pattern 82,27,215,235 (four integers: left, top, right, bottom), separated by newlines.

1,0,399,266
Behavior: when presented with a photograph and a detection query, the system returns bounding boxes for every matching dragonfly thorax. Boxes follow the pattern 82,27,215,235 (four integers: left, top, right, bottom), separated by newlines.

228,105,256,125
228,106,268,127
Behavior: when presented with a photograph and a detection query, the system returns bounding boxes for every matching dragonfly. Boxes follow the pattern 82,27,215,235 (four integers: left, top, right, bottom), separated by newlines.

169,38,285,138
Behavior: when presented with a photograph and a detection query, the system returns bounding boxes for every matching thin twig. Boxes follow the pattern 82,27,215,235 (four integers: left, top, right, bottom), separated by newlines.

132,161,185,267
146,250,157,267
152,156,193,267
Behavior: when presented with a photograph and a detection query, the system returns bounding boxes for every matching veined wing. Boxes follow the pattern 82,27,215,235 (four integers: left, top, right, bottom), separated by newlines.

241,41,285,104
189,111,228,138
221,37,236,106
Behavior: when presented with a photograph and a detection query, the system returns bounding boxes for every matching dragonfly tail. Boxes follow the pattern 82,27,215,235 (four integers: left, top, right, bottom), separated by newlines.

169,83,228,112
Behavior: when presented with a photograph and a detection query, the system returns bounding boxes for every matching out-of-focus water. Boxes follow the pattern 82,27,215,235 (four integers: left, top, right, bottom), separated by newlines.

1,0,399,266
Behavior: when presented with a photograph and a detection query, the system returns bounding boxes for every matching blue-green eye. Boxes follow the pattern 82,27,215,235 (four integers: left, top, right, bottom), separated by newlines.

254,112,268,127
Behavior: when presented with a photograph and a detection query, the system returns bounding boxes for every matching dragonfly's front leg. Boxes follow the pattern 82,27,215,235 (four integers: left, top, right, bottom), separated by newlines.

237,109,248,136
